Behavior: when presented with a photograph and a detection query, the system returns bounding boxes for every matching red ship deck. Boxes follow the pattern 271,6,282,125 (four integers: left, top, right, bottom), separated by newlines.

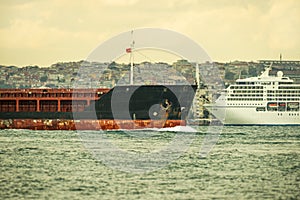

0,88,110,112
0,88,186,130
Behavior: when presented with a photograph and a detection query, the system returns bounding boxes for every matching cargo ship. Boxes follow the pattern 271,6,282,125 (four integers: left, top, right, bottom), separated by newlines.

0,85,196,130
0,32,198,130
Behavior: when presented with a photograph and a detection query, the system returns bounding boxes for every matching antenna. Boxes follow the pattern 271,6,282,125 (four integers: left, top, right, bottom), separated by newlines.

280,53,282,62
195,63,200,88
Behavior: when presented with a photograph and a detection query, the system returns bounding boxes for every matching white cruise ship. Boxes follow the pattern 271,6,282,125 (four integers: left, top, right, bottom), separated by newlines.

205,67,300,125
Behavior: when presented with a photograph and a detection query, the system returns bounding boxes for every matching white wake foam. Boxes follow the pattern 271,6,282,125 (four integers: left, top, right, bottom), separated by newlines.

107,126,197,133
158,126,197,133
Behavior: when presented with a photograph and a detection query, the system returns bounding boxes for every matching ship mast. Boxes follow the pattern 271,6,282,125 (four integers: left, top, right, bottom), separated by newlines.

129,31,135,85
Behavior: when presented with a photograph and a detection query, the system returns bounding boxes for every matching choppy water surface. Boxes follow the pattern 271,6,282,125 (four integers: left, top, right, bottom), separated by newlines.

0,126,299,199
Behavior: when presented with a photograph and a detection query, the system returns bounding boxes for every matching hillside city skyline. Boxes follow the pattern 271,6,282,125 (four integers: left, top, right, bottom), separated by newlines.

1,59,300,89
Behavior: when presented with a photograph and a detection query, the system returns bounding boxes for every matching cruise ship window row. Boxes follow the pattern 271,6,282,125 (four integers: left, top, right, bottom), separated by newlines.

235,82,255,85
235,82,295,86
228,103,263,106
288,113,300,116
267,90,300,93
227,98,264,101
267,94,300,97
267,98,300,101
230,94,263,97
279,86,300,89
278,81,293,85
232,90,263,93
229,86,263,90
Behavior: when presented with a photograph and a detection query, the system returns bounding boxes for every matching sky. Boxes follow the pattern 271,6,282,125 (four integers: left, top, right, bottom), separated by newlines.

0,0,299,67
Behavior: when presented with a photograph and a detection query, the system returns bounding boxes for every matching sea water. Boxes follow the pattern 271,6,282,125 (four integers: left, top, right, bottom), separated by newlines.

0,126,299,199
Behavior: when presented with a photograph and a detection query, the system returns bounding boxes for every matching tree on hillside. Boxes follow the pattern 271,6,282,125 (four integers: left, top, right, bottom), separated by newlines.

40,75,48,82
225,71,235,80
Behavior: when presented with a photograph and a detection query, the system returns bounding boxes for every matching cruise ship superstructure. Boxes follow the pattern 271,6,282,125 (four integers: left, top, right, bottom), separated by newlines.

205,67,300,125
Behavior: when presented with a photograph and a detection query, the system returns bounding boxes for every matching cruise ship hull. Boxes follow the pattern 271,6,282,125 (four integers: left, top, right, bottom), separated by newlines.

207,105,300,125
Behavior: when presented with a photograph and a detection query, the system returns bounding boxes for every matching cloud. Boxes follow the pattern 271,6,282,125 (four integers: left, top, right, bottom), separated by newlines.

150,0,300,61
263,0,300,49
100,0,140,6
0,0,299,66
0,18,103,49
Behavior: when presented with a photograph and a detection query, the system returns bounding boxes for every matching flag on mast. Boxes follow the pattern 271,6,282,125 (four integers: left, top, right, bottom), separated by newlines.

126,48,132,53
